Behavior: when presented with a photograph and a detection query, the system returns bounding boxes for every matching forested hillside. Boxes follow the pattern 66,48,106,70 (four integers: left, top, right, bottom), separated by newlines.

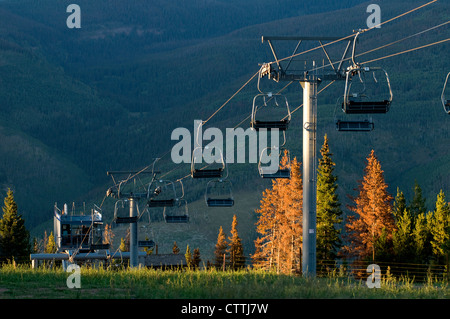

0,0,448,262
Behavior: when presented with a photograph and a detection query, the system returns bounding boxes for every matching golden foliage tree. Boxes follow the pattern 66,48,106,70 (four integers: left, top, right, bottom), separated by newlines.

343,150,395,261
252,152,302,273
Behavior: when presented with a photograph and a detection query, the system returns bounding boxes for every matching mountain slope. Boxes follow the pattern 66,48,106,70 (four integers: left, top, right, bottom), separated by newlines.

0,0,448,259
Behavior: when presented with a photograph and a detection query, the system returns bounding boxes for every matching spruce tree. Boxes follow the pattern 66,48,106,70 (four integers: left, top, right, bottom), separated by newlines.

214,226,228,269
228,215,245,270
344,150,395,261
185,244,192,269
173,241,180,254
316,134,343,264
412,211,433,264
409,181,427,220
252,153,302,273
393,187,407,222
392,208,414,262
0,189,30,263
429,190,450,263
192,248,201,270
45,231,57,254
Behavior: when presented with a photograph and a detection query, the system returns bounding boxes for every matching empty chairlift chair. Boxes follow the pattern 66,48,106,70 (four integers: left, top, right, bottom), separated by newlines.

258,131,291,178
442,72,450,114
205,179,234,207
191,146,226,179
251,93,291,131
258,147,291,179
342,67,393,114
164,198,190,223
113,200,139,224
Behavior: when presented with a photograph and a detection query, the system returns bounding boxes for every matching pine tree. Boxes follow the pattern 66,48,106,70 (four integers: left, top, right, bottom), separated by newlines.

185,245,192,270
343,150,395,262
192,248,201,270
316,134,343,264
45,231,57,254
409,181,427,220
393,187,407,222
252,153,302,273
429,190,450,263
214,226,228,269
228,215,245,270
119,237,127,252
0,189,30,263
173,241,180,254
392,208,414,262
412,211,433,264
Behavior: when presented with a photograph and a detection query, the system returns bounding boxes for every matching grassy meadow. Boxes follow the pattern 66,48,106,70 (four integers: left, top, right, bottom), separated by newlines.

0,264,448,299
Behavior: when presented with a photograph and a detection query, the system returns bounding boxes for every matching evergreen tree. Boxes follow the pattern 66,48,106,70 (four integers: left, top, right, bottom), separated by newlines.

173,241,180,254
185,245,192,269
409,181,427,220
119,237,127,252
0,189,30,263
429,190,450,263
392,208,414,262
214,226,228,269
393,187,407,222
228,215,245,270
45,231,57,254
412,211,433,264
316,134,343,263
192,248,201,270
343,150,395,262
252,153,302,273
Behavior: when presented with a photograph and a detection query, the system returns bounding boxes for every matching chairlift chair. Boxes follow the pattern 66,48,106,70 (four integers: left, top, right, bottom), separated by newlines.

147,179,177,208
258,131,291,178
342,66,393,114
113,200,138,224
164,198,190,223
441,72,450,114
251,93,291,131
335,95,374,132
205,179,234,207
191,146,226,178
258,147,291,178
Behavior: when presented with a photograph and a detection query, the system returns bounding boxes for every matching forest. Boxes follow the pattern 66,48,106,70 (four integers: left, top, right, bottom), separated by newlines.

0,0,448,275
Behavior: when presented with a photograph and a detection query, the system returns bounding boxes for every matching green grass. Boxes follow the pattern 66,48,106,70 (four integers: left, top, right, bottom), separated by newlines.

0,264,448,299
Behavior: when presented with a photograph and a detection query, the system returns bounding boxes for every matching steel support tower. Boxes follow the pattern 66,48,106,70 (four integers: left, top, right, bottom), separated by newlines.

261,36,355,276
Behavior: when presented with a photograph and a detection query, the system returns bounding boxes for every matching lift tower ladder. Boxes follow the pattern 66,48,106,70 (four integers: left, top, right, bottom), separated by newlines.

260,35,355,277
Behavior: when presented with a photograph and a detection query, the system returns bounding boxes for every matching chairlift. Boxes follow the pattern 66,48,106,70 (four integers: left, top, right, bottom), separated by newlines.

138,240,155,248
342,31,393,115
147,179,176,208
191,146,225,179
251,70,291,130
342,66,393,114
205,179,234,207
164,198,190,223
251,93,291,130
441,72,450,114
113,200,138,224
335,96,374,132
258,131,291,178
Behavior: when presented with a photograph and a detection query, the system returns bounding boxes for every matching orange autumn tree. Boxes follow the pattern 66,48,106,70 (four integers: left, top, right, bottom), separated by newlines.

343,150,395,261
252,151,303,273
